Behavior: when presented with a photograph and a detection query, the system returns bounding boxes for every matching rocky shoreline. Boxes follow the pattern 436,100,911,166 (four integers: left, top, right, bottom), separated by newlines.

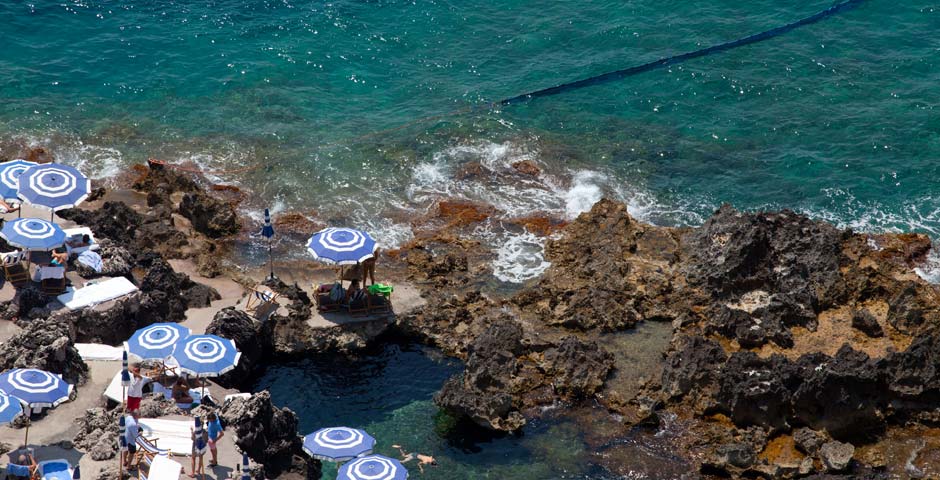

2,156,940,478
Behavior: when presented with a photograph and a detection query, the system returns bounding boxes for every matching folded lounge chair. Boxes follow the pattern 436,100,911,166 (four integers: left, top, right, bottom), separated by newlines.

37,459,71,480
244,285,279,317
135,435,170,468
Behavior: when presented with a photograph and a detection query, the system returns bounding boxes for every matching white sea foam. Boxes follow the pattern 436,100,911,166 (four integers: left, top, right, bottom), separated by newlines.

474,222,551,283
363,217,415,250
393,139,688,282
60,143,124,180
0,132,125,181
802,188,940,237
915,246,940,285
564,170,605,219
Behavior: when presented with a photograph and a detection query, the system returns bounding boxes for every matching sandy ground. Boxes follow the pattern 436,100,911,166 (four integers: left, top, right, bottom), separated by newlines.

170,260,248,335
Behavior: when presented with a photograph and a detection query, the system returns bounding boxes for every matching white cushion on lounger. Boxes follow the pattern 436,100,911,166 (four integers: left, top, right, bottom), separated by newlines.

138,418,196,456
58,276,138,309
103,371,128,403
76,343,124,361
147,455,183,480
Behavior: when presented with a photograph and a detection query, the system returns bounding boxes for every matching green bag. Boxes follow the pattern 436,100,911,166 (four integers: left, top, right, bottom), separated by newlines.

368,283,393,296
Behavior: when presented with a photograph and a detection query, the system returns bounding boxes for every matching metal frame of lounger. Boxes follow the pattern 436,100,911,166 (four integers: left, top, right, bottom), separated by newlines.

244,286,279,316
314,284,344,313
1,251,29,286
367,292,392,314
344,289,371,316
135,435,170,471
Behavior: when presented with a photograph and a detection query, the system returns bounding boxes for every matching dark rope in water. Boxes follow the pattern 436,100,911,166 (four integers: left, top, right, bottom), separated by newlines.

326,0,865,148
498,0,865,105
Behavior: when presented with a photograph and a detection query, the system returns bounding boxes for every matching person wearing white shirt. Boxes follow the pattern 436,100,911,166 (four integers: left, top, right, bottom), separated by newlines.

127,365,151,413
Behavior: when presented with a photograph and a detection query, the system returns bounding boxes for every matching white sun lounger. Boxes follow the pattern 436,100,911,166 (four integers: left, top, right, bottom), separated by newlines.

145,454,182,480
138,418,196,456
63,227,100,255
58,276,138,310
104,371,128,404
75,343,124,361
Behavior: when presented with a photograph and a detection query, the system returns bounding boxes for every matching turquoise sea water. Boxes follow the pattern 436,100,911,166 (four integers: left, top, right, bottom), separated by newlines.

4,3,940,474
3,2,939,279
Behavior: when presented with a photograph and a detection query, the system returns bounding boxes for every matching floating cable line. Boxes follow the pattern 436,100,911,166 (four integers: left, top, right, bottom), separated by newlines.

319,0,866,150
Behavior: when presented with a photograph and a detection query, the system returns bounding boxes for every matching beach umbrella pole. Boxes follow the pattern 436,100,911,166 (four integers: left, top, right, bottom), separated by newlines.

268,240,274,280
23,416,29,448
120,386,125,479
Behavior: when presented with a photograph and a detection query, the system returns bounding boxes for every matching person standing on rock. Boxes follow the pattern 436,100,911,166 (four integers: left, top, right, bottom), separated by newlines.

124,411,140,470
127,365,151,414
362,249,379,286
206,412,224,468
190,416,208,480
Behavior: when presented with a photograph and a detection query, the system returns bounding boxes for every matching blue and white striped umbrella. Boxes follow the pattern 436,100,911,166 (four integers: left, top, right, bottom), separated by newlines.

306,228,377,265
170,334,241,377
0,390,23,424
17,163,91,211
303,427,375,462
193,417,207,455
0,218,66,251
124,323,191,361
119,415,127,453
241,453,250,480
337,455,408,480
121,351,131,387
261,209,274,239
0,159,36,202
0,369,72,408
